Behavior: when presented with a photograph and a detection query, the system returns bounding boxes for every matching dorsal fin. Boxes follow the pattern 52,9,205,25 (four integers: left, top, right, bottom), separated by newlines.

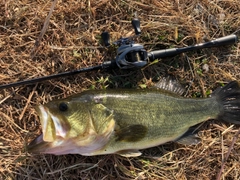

154,77,185,95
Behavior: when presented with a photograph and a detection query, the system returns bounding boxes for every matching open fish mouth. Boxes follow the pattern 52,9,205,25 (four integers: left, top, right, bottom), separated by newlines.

36,105,70,141
27,105,67,153
36,105,51,140
27,105,54,153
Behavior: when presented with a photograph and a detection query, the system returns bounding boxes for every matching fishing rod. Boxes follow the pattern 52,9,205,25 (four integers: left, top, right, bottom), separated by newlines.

0,18,238,90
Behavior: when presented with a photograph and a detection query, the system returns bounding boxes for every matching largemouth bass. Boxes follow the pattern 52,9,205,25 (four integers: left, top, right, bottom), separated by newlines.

28,80,240,157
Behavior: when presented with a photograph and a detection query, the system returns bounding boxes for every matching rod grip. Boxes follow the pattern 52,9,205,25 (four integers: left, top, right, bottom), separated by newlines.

207,34,238,47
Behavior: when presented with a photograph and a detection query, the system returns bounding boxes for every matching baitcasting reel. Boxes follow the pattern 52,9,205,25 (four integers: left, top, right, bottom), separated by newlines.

101,18,148,69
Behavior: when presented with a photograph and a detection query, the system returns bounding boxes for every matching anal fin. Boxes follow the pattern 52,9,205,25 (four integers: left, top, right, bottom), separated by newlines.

176,134,201,145
175,126,201,145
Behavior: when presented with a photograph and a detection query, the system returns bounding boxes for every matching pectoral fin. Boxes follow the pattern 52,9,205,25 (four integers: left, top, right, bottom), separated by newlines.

117,149,142,157
115,124,148,142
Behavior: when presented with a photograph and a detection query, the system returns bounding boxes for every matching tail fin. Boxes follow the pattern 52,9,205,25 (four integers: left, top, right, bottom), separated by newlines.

214,81,240,124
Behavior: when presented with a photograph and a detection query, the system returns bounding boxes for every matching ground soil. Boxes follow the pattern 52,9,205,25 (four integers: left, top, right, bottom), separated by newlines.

0,0,240,179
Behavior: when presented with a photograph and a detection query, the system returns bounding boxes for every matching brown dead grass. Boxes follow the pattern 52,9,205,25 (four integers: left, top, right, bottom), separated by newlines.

0,0,240,179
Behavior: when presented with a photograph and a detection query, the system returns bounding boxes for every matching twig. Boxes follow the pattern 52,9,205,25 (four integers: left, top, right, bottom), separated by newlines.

0,94,12,104
30,0,58,58
46,162,99,174
19,84,38,121
216,128,240,180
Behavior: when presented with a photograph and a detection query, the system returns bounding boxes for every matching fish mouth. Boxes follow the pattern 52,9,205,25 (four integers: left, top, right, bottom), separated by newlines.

28,105,66,154
35,105,69,140
36,105,57,142
27,105,53,153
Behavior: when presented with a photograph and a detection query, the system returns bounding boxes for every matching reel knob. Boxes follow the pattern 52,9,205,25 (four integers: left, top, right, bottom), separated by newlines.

132,18,141,35
101,32,110,47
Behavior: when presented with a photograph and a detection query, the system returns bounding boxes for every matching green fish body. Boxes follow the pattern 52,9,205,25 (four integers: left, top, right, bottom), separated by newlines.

28,80,240,157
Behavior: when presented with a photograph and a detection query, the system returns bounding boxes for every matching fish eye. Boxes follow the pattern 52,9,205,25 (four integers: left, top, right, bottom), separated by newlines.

59,102,68,112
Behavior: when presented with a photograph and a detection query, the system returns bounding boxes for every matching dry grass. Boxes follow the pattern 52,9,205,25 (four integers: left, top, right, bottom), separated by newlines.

0,0,240,179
